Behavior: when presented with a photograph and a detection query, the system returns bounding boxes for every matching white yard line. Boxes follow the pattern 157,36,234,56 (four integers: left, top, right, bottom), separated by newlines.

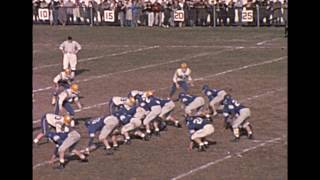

170,136,284,180
33,48,234,93
194,56,286,81
32,46,160,70
256,37,282,46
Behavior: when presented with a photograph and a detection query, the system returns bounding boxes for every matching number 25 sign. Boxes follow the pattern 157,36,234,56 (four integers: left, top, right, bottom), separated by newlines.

242,10,253,22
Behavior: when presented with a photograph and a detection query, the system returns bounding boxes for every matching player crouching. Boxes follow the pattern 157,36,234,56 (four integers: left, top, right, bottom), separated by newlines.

186,112,215,152
47,118,88,169
222,95,254,142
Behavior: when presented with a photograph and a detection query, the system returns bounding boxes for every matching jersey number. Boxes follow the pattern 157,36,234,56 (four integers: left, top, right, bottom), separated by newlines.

193,118,203,124
92,118,101,124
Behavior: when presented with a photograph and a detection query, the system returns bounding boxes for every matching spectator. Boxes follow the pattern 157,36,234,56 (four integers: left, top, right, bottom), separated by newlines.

88,0,99,25
64,0,75,25
206,0,214,27
49,0,60,25
145,0,154,26
257,0,265,26
273,0,282,26
136,0,144,25
227,0,235,26
172,0,182,27
125,0,133,27
219,0,227,26
79,1,88,24
244,0,254,26
58,0,67,26
261,0,270,25
132,0,140,27
73,0,82,24
110,0,117,25
283,0,287,26
163,1,172,27
189,0,196,26
196,0,207,26
40,0,48,8
153,0,162,26
99,0,109,25
235,0,242,25
266,0,273,26
117,0,126,27
39,0,49,23
33,0,41,23
183,0,189,26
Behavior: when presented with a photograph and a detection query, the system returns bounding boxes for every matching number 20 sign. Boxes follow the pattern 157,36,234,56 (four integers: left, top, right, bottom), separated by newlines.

174,10,184,22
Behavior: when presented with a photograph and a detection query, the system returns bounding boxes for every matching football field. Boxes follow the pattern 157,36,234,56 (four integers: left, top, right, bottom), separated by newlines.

33,26,287,180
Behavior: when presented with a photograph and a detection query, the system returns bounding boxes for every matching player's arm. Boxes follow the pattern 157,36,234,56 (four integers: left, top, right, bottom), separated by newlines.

187,69,194,86
53,74,61,89
59,42,65,54
58,92,67,111
74,96,82,109
75,42,82,53
173,70,180,88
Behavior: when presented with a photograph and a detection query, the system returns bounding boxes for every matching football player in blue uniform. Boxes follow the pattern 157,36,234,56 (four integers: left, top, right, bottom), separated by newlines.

186,112,214,152
178,92,205,116
141,91,163,137
84,116,107,154
222,95,254,142
119,104,149,144
157,96,181,128
47,118,87,169
201,85,228,116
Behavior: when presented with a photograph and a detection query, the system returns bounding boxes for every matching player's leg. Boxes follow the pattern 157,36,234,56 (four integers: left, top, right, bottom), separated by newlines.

169,83,177,98
63,54,69,70
153,120,160,136
99,117,119,152
232,108,250,129
70,54,77,77
143,106,161,135
242,121,254,139
63,102,75,127
111,133,119,149
191,131,205,151
180,81,189,93
185,97,205,116
191,124,214,151
231,108,250,141
54,97,60,115
121,118,142,143
34,115,48,143
159,101,180,127
58,130,81,167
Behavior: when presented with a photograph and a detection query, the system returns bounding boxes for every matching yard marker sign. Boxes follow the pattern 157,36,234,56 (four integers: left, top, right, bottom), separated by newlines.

38,8,49,20
174,10,184,22
242,9,253,22
104,10,115,22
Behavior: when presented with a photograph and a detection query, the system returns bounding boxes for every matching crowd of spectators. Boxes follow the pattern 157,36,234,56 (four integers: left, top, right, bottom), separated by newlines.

33,0,287,27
